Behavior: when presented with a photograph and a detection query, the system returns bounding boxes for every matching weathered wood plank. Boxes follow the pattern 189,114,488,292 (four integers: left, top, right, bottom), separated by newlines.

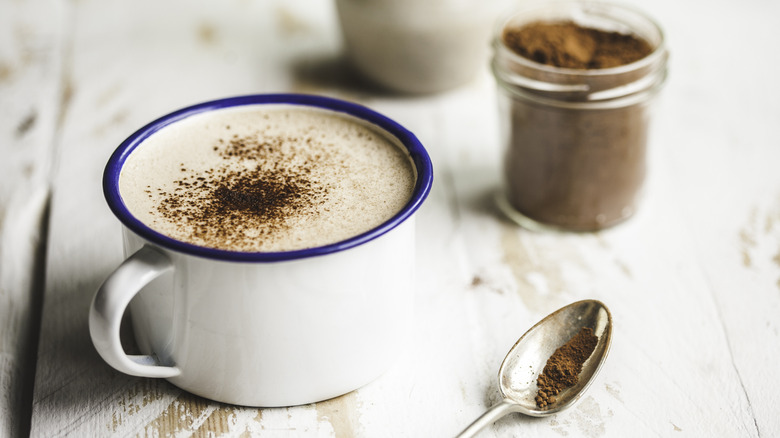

0,0,63,436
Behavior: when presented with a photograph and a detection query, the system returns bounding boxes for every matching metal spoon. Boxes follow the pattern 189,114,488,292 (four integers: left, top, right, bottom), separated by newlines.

456,299,612,437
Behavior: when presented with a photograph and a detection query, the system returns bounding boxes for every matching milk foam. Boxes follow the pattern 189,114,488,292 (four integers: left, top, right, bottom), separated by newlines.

119,105,416,252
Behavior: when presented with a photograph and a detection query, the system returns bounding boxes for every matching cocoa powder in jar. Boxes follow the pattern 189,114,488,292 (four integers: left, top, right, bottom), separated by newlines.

503,21,652,70
503,86,651,230
493,3,667,231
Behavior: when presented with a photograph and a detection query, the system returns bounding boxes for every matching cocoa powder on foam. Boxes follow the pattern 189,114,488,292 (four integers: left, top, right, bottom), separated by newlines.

120,106,415,252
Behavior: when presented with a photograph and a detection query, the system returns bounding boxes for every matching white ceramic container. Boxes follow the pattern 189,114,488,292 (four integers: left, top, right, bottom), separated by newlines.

89,94,434,407
335,0,509,94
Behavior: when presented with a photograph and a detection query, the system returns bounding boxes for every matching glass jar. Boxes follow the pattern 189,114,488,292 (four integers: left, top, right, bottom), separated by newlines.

492,1,668,231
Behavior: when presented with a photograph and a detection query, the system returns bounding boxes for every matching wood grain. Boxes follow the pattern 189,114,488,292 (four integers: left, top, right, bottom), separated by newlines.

0,0,776,436
0,0,62,435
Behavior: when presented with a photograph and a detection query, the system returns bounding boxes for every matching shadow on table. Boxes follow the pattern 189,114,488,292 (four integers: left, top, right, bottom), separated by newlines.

31,270,177,420
469,185,519,227
443,162,517,228
288,53,410,99
31,271,247,433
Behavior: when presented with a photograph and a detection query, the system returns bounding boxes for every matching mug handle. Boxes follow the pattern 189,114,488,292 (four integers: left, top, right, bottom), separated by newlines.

89,245,181,378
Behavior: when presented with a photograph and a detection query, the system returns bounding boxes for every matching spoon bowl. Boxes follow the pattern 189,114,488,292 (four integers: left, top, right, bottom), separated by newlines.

457,299,612,437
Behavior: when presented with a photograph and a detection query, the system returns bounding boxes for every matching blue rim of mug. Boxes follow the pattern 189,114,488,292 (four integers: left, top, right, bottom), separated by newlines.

103,94,434,262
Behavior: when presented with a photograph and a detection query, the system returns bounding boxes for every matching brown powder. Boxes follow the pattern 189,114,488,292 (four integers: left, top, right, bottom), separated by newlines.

502,21,652,69
502,101,650,230
495,18,663,231
535,327,598,408
155,131,329,250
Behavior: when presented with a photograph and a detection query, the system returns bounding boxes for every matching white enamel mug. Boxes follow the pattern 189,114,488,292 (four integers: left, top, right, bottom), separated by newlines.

89,94,434,407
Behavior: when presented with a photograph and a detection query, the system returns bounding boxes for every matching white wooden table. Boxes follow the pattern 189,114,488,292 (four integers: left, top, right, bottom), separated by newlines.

2,0,779,436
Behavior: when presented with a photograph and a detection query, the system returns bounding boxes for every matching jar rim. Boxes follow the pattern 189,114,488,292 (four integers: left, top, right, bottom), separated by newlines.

492,64,668,109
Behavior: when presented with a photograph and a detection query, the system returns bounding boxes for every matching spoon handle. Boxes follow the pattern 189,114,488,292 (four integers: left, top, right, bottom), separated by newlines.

455,399,522,438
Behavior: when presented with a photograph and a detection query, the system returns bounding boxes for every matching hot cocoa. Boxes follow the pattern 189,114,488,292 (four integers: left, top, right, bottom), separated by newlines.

119,105,416,251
